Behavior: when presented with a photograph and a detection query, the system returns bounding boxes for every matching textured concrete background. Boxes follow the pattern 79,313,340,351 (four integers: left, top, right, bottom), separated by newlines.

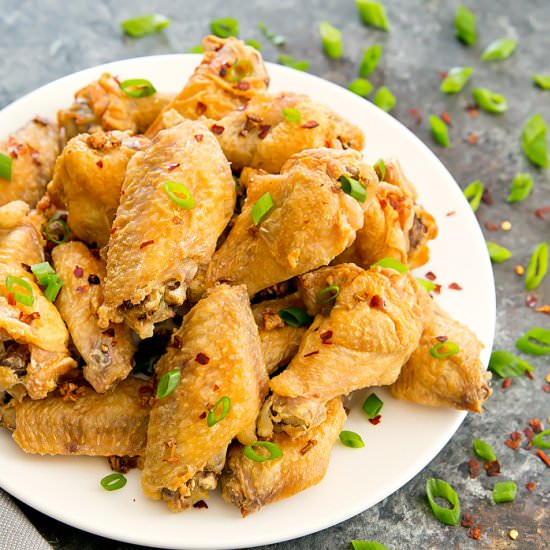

1,1,549,549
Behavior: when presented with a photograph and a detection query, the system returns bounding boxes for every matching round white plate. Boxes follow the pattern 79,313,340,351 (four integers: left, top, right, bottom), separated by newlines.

0,55,495,550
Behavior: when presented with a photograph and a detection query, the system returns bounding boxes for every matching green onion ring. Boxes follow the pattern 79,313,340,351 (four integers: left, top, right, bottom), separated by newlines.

429,341,459,358
362,393,383,419
515,328,550,355
227,59,254,82
473,438,497,461
426,478,461,525
243,441,283,462
207,396,231,427
492,481,517,503
316,285,340,305
5,275,34,307
278,307,312,328
119,78,157,98
100,473,127,491
163,181,196,209
45,218,70,245
157,369,181,399
339,430,365,448
371,257,409,273
525,241,548,291
0,152,12,181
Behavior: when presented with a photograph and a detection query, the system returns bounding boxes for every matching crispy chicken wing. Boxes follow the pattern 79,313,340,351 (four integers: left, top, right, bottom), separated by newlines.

0,117,60,208
2,377,150,456
47,131,149,247
98,120,235,338
221,397,345,516
211,92,365,173
146,35,269,136
390,290,490,412
52,242,136,393
142,284,268,511
58,73,170,141
205,148,373,296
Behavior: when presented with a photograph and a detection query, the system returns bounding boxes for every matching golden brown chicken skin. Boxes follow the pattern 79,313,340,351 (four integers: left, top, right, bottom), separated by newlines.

142,284,268,512
205,148,373,296
390,289,490,413
57,73,170,141
146,35,269,136
211,92,365,173
2,377,151,456
221,397,345,516
52,242,136,393
98,120,235,339
47,131,149,248
0,117,60,208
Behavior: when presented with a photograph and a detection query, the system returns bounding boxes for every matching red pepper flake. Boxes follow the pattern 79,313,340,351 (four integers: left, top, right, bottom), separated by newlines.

481,187,493,205
534,206,550,220
96,159,103,168
301,121,319,129
18,311,40,324
436,335,448,342
525,481,536,492
466,132,479,145
193,500,208,509
320,330,333,344
425,271,436,281
502,378,511,389
194,134,204,142
483,459,501,477
258,124,271,139
139,239,155,249
468,525,481,541
20,263,32,273
87,274,100,285
543,384,550,393
237,80,250,91
303,350,319,358
448,282,463,290
535,305,550,316
433,284,442,294
461,513,475,528
408,107,422,124
210,124,225,135
523,426,535,441
171,335,183,349
525,294,538,308
195,352,210,365
526,370,535,380
510,431,522,441
505,439,521,450
213,384,220,391
73,265,84,278
368,414,382,425
7,292,16,306
535,449,550,468
110,227,117,235
75,285,88,294
529,418,543,433
198,411,207,419
440,111,452,125
369,295,384,308
484,221,498,231
195,101,207,116
437,70,448,80
465,104,479,118
446,210,456,217
102,327,115,338
468,459,480,478
167,163,180,171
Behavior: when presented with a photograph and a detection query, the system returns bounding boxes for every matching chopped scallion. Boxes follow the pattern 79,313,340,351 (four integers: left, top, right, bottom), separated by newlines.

0,153,12,181
157,369,181,399
492,481,517,503
227,59,254,82
507,173,533,204
351,542,388,550
371,257,409,273
373,86,395,112
258,21,286,46
486,241,511,263
339,175,367,202
473,438,496,461
5,275,34,307
533,74,550,90
515,328,550,356
472,88,508,114
430,115,450,147
348,78,373,97
522,113,548,168
44,275,63,302
488,350,534,378
320,21,343,59
210,17,239,38
187,45,204,53
525,241,548,291
207,396,231,427
100,473,127,491
359,44,382,77
429,341,460,358
532,430,550,449
440,67,473,94
339,430,365,448
245,39,262,51
251,192,274,226
278,54,310,72
355,0,390,31
481,38,517,61
281,108,302,123
119,78,156,98
416,278,436,292
362,393,383,419
374,158,386,181
120,14,171,38
163,181,196,210
463,180,484,212
278,307,312,328
425,478,460,525
316,285,340,305
454,5,477,45
243,441,283,462
45,218,71,245
30,262,55,285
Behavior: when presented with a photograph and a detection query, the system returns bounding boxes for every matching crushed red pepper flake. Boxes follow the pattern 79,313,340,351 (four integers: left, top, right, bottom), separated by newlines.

525,370,535,380
194,134,204,142
7,293,16,306
505,439,521,450
213,384,220,391
437,70,448,79
167,163,180,171
481,187,493,205
466,132,479,145
195,101,207,116
433,284,442,294
461,513,475,528
529,418,543,433
523,426,535,440
484,459,501,477
502,378,511,389
198,411,207,419
440,111,452,125
75,285,88,294
102,327,115,338
484,221,498,231
195,352,210,365
425,271,436,281
535,305,550,316
436,335,448,342
210,124,225,135
303,350,319,358
525,481,536,492
369,295,384,308
237,80,251,91
258,124,271,139
73,265,84,278
510,431,522,441
368,414,382,425
542,384,550,393
139,239,155,249
468,525,481,541
20,263,32,273
193,500,208,509
408,107,422,124
535,449,550,467
525,294,538,308
18,311,40,324
301,120,319,129
465,104,479,118
320,330,333,343
448,282,463,290
96,159,103,168
446,210,456,217
468,459,480,478
534,206,550,220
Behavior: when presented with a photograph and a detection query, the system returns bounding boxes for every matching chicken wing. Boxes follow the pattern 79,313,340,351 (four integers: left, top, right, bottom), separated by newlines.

2,377,151,456
52,242,136,393
211,92,365,173
390,289,490,412
98,120,235,338
221,397,345,516
47,131,149,247
264,265,423,436
146,35,269,136
142,284,268,511
0,117,60,208
58,73,170,141
205,148,373,296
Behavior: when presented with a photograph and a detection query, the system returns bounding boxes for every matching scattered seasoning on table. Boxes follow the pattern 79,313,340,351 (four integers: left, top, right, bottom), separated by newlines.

502,378,511,389
461,513,474,528
468,525,481,541
468,459,480,478
534,206,550,220
509,529,519,541
525,481,536,492
483,460,501,477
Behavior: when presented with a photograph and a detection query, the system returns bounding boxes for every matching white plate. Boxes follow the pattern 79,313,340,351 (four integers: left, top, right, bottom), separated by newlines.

0,55,495,549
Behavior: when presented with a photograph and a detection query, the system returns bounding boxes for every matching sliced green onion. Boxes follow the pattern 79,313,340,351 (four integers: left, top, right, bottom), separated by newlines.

243,441,283,462
522,113,548,168
440,67,473,94
277,54,310,72
258,21,286,46
278,307,312,328
488,350,534,378
207,396,231,427
473,438,496,462
187,44,204,53
0,152,12,181
374,158,386,181
251,192,273,226
492,481,517,503
525,242,548,291
351,542,388,550
316,285,340,305
359,44,382,78
373,86,395,113
417,278,436,292
507,173,533,204
371,257,409,273
5,275,34,307
533,74,550,90
281,108,302,123
339,175,367,202
100,473,127,491
429,341,460,358
120,14,171,38
486,241,511,263
320,21,343,59
355,0,390,31
210,17,239,38
472,88,508,114
481,38,517,61
463,180,484,212
454,5,477,45
245,39,262,51
532,430,550,449
45,218,70,245
515,328,550,356
339,430,365,448
430,115,450,147
119,79,156,98
362,393,383,419
44,275,63,302
227,59,254,83
425,478,460,525
30,262,55,285
163,181,196,210
348,78,373,97
157,369,181,399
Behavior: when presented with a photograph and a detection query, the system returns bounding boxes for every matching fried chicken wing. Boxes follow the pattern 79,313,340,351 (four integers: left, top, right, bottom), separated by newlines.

58,73,170,141
146,35,269,136
2,377,150,456
0,117,60,208
52,242,136,393
98,120,235,338
47,131,149,247
205,148,373,296
390,290,491,412
221,397,345,516
142,284,268,511
211,92,365,173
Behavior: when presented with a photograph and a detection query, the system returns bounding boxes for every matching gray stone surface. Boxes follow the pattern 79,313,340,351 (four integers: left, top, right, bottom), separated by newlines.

1,0,549,549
